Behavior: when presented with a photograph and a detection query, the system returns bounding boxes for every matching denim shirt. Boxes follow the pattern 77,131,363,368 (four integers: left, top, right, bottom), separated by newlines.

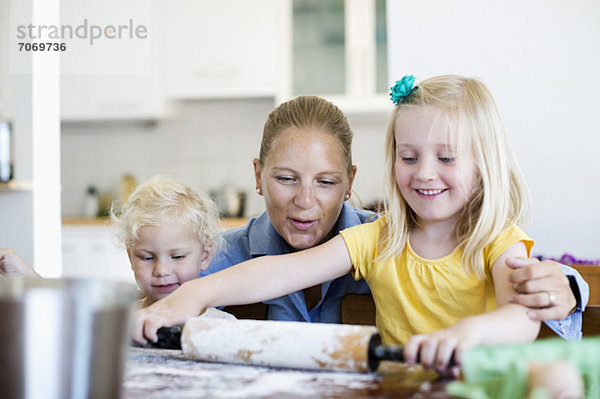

202,202,373,323
545,264,589,340
203,203,588,338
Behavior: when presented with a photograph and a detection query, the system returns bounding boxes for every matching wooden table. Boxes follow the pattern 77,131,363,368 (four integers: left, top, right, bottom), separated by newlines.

122,348,452,398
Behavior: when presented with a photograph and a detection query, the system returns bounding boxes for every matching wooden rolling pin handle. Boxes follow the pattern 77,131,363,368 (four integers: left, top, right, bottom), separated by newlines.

131,326,182,350
368,333,456,371
368,333,400,371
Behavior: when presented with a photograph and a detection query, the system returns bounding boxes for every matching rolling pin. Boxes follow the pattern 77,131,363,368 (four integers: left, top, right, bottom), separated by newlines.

139,318,426,373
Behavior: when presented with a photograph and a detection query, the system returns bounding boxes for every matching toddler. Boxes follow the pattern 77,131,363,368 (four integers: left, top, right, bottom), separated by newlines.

111,177,221,308
0,178,221,309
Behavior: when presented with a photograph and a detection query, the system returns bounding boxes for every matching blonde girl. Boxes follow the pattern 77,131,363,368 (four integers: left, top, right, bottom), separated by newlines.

112,177,221,308
132,76,540,373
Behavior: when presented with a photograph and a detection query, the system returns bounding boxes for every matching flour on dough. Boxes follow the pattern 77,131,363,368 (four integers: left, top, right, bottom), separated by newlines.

200,307,237,320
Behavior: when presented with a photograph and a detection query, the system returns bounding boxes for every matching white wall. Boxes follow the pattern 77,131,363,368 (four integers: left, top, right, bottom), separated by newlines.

60,99,391,219
387,0,600,258
61,98,274,218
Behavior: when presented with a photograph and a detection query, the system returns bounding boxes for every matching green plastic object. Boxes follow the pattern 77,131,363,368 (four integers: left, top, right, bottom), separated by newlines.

446,337,600,399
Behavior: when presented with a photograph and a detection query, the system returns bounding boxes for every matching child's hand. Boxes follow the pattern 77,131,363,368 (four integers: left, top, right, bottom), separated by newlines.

506,257,576,321
403,320,478,377
0,248,39,277
528,360,584,399
131,280,205,345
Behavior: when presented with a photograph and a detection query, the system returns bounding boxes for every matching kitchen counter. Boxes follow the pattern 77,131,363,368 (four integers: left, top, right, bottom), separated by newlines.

62,217,250,230
123,347,451,398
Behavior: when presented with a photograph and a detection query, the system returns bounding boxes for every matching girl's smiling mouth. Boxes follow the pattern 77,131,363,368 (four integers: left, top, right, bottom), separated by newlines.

416,188,446,196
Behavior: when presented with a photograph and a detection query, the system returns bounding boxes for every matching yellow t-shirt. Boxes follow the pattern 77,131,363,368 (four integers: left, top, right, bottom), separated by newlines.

339,218,534,345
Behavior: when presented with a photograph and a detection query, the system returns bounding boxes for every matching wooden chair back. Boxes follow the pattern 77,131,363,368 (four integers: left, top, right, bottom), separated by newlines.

223,303,268,320
582,305,600,336
341,294,376,325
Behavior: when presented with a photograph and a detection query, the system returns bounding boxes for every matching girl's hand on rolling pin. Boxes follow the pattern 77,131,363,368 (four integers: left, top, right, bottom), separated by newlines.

403,320,477,378
132,280,205,345
506,257,576,321
0,248,39,277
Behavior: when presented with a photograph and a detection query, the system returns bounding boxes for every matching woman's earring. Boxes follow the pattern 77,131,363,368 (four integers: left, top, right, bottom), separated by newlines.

345,194,350,200
256,188,262,195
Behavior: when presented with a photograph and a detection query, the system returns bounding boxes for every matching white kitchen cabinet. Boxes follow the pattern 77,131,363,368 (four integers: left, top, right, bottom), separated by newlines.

284,0,389,114
61,0,285,118
161,0,286,99
60,0,165,121
61,74,165,121
62,224,135,284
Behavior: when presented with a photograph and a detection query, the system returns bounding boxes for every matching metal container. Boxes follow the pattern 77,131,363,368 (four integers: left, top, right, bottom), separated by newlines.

210,186,246,218
0,278,138,399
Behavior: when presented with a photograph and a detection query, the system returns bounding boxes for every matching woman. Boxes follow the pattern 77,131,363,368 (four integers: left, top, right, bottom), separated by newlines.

202,96,371,322
199,96,587,338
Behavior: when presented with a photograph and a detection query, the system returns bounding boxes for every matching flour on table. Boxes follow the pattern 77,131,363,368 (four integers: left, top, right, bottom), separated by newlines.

123,347,380,399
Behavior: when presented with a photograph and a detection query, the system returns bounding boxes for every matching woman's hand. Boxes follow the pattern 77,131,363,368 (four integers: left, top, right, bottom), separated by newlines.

0,248,39,277
506,257,576,321
131,280,205,345
403,319,479,377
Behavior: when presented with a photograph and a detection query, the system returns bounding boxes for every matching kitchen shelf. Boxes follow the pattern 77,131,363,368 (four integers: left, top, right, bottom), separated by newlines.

0,181,33,192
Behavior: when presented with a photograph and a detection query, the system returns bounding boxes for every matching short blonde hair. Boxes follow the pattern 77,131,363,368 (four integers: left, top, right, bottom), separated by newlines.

111,177,221,253
380,75,531,279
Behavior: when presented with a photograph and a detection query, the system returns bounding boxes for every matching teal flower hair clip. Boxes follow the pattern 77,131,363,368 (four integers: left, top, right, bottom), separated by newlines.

390,75,417,106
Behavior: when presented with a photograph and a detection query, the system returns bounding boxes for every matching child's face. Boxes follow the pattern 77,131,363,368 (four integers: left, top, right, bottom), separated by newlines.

128,223,212,304
394,106,478,227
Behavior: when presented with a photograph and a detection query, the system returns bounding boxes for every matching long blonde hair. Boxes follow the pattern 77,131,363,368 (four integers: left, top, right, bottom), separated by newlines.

380,75,531,279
